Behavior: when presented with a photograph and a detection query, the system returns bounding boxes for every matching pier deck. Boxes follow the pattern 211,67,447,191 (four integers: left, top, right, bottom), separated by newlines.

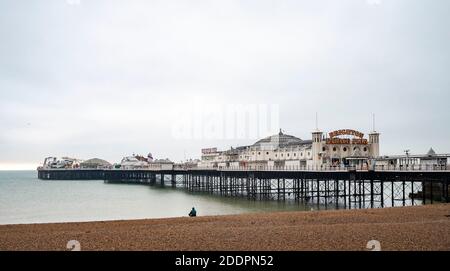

38,168,450,209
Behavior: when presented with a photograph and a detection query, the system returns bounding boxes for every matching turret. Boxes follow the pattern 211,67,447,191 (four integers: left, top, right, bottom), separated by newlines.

369,114,380,158
312,129,324,168
369,132,380,158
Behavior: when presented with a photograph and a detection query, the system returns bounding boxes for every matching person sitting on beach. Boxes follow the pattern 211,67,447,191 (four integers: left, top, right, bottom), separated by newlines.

188,207,197,217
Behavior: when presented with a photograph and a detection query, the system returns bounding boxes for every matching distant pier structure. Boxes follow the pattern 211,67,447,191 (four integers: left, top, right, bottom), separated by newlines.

37,124,450,209
38,167,450,209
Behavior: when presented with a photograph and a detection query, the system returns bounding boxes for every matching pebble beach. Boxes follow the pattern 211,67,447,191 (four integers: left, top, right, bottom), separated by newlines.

0,204,449,251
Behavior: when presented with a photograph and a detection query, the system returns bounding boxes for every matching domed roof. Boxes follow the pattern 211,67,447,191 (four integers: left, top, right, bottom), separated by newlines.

80,158,111,166
252,129,306,149
153,158,173,164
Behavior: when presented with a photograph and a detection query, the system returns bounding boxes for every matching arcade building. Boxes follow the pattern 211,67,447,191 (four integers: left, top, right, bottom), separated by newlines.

198,128,380,169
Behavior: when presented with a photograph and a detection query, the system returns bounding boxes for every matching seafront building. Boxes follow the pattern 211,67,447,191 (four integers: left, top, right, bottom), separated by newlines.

198,128,380,169
376,148,449,169
198,127,450,170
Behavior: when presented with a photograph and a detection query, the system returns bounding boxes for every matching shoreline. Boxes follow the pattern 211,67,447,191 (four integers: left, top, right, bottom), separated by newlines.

1,204,449,251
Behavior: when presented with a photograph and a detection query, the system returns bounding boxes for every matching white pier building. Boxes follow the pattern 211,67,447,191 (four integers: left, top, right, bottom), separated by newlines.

198,128,380,170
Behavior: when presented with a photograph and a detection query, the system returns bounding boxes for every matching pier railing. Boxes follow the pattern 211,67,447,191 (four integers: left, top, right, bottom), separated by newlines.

185,164,450,172
38,164,450,172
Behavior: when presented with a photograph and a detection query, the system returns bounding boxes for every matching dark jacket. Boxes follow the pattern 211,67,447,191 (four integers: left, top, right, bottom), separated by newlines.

189,208,197,217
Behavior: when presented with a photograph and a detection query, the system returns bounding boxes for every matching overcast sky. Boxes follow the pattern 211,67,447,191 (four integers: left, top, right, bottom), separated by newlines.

1,0,449,169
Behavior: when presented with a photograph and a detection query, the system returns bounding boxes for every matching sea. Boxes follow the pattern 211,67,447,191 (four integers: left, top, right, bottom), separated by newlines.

0,170,311,225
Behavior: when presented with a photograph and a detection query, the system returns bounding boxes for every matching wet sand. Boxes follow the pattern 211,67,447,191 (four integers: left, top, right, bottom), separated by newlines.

0,204,449,251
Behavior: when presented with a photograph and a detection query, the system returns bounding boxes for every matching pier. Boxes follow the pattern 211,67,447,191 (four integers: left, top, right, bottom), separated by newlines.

38,168,450,209
38,169,105,180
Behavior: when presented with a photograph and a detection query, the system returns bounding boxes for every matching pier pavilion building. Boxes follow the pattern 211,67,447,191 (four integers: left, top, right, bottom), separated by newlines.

198,128,380,169
376,148,449,170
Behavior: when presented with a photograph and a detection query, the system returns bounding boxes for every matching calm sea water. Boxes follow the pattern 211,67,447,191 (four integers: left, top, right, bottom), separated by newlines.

0,171,310,225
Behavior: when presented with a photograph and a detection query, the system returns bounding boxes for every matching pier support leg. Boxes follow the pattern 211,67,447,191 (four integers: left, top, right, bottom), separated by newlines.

430,180,433,204
446,179,449,203
370,179,374,209
402,177,406,207
391,181,394,207
422,181,426,205
150,174,156,186
171,174,176,188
